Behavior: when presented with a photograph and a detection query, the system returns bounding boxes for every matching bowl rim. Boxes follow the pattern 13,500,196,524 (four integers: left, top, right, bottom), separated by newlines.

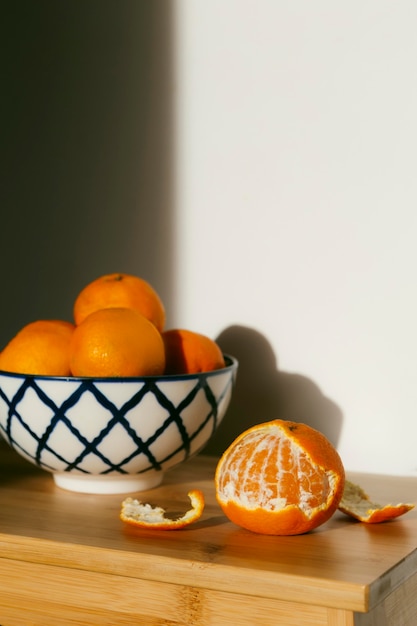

0,354,238,383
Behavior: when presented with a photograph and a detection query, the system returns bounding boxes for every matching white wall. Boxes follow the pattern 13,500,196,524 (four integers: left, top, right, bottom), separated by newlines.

174,1,417,475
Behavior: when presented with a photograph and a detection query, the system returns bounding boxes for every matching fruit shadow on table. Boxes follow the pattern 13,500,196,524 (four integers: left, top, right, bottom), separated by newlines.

204,324,343,457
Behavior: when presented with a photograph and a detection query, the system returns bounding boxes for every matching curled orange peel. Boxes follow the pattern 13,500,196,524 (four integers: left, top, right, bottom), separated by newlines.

120,489,205,530
338,480,415,523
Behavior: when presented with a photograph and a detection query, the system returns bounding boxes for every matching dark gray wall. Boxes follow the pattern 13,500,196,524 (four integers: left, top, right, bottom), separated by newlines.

1,1,175,348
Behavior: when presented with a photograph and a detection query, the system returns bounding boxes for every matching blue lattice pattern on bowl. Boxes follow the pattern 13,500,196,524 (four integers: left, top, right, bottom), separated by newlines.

0,355,237,493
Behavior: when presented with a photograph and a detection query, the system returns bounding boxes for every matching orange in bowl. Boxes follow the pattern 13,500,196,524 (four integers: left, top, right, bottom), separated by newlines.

73,272,166,331
70,307,165,378
0,319,75,377
215,419,345,535
162,328,225,375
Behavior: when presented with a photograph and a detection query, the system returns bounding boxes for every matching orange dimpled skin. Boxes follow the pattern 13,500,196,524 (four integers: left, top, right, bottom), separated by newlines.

215,419,345,535
162,329,225,375
0,320,75,377
73,272,166,331
70,307,166,378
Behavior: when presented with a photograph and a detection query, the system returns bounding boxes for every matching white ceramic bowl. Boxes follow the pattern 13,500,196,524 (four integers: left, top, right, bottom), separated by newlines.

0,355,237,494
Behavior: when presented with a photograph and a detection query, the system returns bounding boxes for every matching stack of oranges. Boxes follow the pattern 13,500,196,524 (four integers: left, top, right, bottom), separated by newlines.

0,272,225,378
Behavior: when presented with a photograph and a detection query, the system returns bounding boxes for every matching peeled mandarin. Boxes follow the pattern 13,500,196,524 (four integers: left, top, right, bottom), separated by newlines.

215,419,345,535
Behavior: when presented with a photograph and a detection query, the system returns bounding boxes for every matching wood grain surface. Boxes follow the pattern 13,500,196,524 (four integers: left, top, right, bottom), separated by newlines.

0,440,416,625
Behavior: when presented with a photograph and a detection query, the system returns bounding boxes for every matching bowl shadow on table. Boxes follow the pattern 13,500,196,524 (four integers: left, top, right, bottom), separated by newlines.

203,324,344,457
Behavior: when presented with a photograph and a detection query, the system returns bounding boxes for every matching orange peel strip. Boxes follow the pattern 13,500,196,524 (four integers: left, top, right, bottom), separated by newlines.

120,489,205,530
338,480,415,523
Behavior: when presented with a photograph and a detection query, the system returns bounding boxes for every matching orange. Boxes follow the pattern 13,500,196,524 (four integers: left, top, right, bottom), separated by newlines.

338,480,414,524
120,489,205,530
0,320,75,377
162,328,225,375
73,272,166,331
70,307,165,377
215,419,345,535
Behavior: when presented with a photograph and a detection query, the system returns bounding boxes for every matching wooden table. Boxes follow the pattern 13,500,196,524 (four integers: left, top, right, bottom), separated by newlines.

0,441,416,626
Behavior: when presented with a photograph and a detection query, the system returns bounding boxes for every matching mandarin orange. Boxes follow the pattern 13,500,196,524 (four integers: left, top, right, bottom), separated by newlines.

73,272,166,331
215,419,345,535
162,328,225,375
70,307,165,377
0,320,75,377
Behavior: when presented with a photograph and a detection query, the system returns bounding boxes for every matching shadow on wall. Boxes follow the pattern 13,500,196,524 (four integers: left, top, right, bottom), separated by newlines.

204,325,344,456
0,2,175,347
